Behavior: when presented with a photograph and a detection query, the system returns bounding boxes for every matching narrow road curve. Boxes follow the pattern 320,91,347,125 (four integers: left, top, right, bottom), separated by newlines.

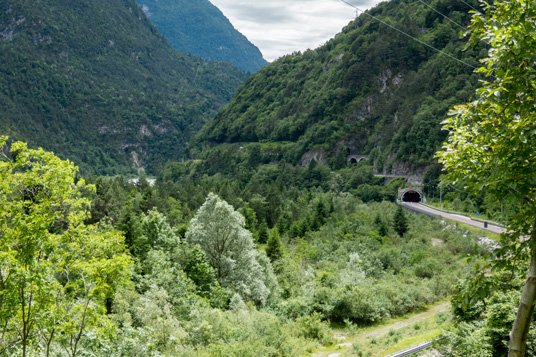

401,202,506,235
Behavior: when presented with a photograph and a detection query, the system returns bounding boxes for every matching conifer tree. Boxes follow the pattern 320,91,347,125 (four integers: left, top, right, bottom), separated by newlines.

266,228,284,263
375,214,388,236
257,219,269,244
393,205,408,237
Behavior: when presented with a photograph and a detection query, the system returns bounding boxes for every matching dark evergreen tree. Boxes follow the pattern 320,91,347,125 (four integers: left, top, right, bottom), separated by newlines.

266,228,284,263
257,219,269,244
276,213,291,235
375,214,388,237
289,222,301,239
393,205,409,237
312,200,327,230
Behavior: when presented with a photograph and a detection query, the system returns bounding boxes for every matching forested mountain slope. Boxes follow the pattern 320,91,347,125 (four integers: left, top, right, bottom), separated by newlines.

0,0,247,174
135,0,268,73
195,0,486,177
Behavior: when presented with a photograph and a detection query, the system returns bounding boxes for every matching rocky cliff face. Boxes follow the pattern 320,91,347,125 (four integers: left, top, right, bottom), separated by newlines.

195,0,485,178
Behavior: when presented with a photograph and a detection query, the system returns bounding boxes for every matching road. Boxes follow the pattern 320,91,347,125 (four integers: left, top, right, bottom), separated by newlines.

401,202,506,235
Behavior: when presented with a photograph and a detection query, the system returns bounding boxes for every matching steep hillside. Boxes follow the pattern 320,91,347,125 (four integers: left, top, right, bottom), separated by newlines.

135,0,268,73
195,0,486,178
0,0,248,174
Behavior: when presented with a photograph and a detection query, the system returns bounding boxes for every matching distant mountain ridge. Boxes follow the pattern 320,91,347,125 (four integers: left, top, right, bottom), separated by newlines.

194,0,486,177
0,0,248,174
136,0,268,73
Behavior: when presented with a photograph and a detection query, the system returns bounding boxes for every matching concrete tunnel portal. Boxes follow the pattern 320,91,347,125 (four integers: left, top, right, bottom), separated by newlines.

398,187,425,203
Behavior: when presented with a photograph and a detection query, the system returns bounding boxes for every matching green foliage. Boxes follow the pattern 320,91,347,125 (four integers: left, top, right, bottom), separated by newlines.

266,228,284,263
437,1,536,354
0,137,132,356
195,0,484,171
294,313,334,345
186,193,276,305
393,205,409,237
135,0,267,73
0,0,247,174
374,214,389,237
76,167,478,356
439,288,536,357
258,219,269,244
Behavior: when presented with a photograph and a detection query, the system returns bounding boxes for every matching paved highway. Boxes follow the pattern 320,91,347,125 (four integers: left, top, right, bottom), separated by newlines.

401,202,507,235
389,202,506,357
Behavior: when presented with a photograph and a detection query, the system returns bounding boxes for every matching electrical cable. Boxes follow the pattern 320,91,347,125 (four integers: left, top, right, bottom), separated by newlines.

339,0,478,71
417,0,467,31
458,0,482,14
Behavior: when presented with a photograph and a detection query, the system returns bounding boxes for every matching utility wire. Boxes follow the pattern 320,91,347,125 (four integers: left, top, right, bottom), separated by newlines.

458,0,482,14
339,0,478,71
417,0,466,31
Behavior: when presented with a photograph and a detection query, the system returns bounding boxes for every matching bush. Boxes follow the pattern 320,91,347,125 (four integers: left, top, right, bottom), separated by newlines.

334,285,391,323
294,313,334,345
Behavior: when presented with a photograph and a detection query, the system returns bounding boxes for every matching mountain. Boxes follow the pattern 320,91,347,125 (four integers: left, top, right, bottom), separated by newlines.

0,0,248,174
194,0,486,179
135,0,268,73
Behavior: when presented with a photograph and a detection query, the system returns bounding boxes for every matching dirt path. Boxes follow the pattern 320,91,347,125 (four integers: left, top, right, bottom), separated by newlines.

312,302,450,357
359,302,450,341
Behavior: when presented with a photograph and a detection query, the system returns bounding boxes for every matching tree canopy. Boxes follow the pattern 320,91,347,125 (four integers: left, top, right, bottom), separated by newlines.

185,193,277,305
438,1,536,355
0,137,132,356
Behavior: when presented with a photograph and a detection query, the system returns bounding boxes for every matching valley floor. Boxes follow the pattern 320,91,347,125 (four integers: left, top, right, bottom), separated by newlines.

312,301,450,357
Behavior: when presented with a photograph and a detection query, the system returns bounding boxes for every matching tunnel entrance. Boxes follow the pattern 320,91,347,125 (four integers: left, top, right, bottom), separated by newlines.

402,190,422,202
349,158,358,164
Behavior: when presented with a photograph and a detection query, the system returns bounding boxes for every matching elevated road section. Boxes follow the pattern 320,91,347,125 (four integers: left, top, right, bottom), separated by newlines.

400,202,506,235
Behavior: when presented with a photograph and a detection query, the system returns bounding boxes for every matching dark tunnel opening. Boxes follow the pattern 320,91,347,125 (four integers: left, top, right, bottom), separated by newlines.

402,190,422,202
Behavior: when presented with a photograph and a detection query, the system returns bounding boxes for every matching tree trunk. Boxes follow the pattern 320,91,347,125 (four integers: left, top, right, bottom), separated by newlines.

509,245,536,356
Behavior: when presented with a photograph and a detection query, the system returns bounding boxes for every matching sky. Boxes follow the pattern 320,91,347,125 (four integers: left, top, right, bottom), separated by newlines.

209,0,385,62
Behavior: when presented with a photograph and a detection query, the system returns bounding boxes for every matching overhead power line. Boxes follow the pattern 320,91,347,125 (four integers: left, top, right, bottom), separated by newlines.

417,0,466,31
458,0,482,14
338,0,478,71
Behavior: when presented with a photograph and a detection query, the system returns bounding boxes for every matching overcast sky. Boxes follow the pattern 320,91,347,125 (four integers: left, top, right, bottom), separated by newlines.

209,0,385,62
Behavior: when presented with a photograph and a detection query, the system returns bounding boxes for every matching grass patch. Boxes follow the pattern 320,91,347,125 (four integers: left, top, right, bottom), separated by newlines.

381,330,441,356
313,300,450,357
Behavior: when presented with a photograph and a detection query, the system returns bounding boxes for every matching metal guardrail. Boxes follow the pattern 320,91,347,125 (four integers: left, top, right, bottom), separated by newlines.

387,340,433,356
470,216,506,228
400,201,506,231
420,203,505,228
397,201,441,218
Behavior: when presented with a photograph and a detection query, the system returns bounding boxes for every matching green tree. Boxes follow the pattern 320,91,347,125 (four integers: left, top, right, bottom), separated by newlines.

392,205,408,237
185,193,275,305
134,208,181,260
0,138,132,356
257,219,269,244
374,214,388,237
437,2,536,355
239,204,258,236
266,228,284,263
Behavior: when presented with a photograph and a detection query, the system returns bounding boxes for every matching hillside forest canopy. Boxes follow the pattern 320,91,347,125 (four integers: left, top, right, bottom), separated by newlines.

1,0,535,355
1,135,528,356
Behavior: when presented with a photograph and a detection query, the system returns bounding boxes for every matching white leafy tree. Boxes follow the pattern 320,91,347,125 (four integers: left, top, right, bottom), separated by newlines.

340,252,366,286
186,193,276,305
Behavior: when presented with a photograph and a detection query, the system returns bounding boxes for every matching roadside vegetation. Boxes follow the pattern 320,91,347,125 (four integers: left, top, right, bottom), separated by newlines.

0,139,484,356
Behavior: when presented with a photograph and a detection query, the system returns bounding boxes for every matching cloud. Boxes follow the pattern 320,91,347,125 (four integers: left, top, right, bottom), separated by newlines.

209,0,383,61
